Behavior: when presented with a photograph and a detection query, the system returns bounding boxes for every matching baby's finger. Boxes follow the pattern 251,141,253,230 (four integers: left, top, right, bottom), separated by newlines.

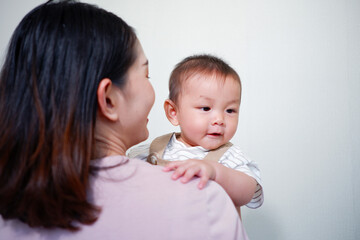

180,167,199,184
198,175,210,189
171,164,188,180
162,161,183,172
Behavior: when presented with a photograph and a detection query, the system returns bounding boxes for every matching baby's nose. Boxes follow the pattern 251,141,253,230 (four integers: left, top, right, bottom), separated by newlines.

212,112,224,125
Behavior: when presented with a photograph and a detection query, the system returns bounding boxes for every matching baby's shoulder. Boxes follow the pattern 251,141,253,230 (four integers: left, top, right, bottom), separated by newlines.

224,144,247,157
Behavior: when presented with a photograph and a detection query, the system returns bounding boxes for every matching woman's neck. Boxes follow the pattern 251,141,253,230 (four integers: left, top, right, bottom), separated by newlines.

93,119,128,159
93,137,127,159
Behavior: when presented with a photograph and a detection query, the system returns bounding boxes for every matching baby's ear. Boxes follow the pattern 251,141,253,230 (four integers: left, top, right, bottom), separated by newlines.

164,99,179,126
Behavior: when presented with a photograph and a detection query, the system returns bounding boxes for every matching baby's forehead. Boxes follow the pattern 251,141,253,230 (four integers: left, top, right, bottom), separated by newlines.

182,72,240,88
178,72,241,102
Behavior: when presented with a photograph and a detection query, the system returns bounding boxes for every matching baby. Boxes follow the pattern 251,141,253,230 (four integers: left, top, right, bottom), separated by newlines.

130,54,263,209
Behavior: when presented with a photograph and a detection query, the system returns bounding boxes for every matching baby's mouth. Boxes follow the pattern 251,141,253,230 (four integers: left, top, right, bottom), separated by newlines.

208,133,222,136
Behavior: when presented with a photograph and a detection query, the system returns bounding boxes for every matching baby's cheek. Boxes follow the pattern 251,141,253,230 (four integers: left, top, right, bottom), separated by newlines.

190,120,207,133
227,124,238,139
182,121,204,138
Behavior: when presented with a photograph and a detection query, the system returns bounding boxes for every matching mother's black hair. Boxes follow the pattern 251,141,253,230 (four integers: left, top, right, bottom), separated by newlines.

0,0,137,230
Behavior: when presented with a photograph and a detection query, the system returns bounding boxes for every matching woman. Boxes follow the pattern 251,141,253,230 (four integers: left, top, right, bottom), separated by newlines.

0,1,247,239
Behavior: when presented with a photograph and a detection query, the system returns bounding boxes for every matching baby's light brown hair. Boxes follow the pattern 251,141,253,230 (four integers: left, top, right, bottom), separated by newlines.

169,54,241,104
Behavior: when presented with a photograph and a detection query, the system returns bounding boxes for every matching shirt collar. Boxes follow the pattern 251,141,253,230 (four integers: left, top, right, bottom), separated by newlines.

168,132,209,152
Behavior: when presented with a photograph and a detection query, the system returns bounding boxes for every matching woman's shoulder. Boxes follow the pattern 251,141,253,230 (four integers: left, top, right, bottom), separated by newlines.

91,156,246,239
91,155,227,204
0,155,246,240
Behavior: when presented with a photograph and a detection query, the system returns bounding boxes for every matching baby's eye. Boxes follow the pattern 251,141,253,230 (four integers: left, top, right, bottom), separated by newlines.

201,107,211,111
226,109,236,113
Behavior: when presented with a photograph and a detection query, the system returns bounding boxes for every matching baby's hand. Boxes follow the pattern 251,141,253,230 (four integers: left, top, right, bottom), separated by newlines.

162,159,216,189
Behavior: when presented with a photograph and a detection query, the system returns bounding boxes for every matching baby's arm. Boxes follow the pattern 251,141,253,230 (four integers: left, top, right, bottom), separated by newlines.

209,160,257,207
163,159,257,207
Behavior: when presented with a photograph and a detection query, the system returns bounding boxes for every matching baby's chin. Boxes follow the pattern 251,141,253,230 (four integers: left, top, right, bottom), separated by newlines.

199,142,226,151
180,136,226,150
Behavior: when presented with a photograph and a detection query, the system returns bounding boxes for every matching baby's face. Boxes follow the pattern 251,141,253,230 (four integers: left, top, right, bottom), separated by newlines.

175,74,241,150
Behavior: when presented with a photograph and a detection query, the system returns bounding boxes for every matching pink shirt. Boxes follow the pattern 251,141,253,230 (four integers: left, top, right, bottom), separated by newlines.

0,156,248,239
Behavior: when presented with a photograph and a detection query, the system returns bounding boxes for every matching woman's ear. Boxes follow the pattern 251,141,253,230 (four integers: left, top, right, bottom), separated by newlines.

164,99,179,126
97,78,119,121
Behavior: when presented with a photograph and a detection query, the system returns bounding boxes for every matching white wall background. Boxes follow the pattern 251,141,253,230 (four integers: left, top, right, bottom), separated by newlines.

1,0,359,239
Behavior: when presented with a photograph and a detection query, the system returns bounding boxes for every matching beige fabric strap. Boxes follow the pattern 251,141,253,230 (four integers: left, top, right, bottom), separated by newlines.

147,132,233,166
149,133,175,158
146,133,175,165
203,142,233,162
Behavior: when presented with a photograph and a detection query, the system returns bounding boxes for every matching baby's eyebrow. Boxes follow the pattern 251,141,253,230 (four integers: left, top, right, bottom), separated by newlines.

228,99,241,104
199,96,240,103
198,96,214,101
